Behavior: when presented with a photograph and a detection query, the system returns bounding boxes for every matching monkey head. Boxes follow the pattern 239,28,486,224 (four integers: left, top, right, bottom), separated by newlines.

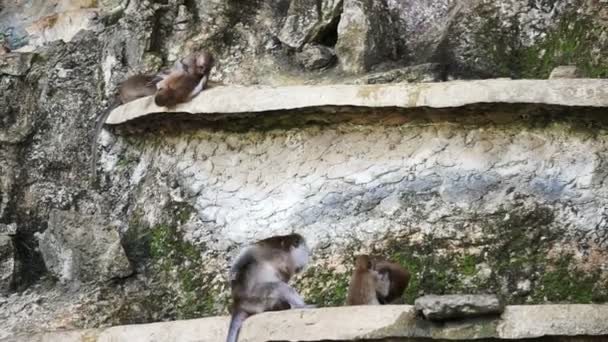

289,234,310,273
181,51,214,76
354,255,375,271
258,233,310,273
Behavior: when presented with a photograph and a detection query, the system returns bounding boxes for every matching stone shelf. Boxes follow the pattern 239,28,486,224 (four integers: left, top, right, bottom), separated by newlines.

105,79,608,126
6,305,608,342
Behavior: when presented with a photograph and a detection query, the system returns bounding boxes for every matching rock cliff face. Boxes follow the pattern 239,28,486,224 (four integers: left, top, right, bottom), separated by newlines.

1,0,608,338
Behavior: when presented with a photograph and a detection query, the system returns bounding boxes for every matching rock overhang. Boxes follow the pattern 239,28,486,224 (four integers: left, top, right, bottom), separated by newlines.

105,79,608,126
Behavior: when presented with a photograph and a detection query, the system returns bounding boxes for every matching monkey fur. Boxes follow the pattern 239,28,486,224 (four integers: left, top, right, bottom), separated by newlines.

90,74,161,184
226,233,314,342
373,257,410,304
346,255,390,306
154,51,214,107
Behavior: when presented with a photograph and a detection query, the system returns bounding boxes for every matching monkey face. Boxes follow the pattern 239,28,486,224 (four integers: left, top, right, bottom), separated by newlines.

291,241,310,273
354,255,374,270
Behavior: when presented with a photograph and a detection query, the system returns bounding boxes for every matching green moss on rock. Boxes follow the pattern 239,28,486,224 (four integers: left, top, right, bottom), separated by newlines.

463,3,608,78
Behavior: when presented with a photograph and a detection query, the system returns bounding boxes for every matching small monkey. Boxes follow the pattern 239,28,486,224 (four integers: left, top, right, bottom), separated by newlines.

89,56,188,183
373,257,410,304
89,73,163,183
226,233,314,342
346,255,390,305
154,51,214,107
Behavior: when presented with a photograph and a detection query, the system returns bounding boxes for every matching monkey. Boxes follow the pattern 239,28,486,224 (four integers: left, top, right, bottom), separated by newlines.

88,55,193,183
226,233,315,342
89,73,164,184
345,255,390,306
373,257,410,304
154,51,214,107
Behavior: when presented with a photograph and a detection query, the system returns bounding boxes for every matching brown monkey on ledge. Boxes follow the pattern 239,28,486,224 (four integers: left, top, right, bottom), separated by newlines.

346,255,410,305
154,51,214,107
346,254,390,305
373,257,410,304
226,233,315,342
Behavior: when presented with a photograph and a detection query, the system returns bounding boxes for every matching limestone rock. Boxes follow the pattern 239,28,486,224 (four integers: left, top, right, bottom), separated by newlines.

0,53,34,76
0,223,17,235
549,65,582,79
296,44,337,70
352,63,444,84
37,210,133,285
278,0,343,49
415,294,505,321
336,0,396,73
0,235,15,295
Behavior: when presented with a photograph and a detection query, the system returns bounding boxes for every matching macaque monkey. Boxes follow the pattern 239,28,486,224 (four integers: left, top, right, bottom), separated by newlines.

373,257,410,304
346,255,390,305
154,51,214,107
226,233,314,342
89,55,192,183
89,73,163,183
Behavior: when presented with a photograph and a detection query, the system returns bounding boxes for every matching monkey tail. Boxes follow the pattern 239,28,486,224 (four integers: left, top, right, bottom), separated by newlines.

226,310,249,342
90,99,119,187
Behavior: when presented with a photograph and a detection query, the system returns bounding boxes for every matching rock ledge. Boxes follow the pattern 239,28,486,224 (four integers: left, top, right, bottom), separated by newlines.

4,305,608,342
105,79,608,125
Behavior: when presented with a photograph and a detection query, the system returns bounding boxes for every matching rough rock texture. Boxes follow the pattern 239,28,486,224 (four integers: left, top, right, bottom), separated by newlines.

414,294,505,320
36,210,133,285
1,0,608,339
336,0,396,73
296,44,336,70
278,0,343,49
352,63,444,84
550,66,582,79
5,305,608,342
0,235,15,295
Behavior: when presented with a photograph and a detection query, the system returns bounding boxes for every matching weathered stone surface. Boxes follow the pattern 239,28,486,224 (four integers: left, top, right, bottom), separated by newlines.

352,63,444,84
296,44,336,70
0,235,15,295
278,0,343,49
550,66,582,79
0,53,34,76
5,305,608,342
0,224,16,236
37,210,133,285
414,294,505,320
2,0,608,337
106,79,608,125
336,0,396,73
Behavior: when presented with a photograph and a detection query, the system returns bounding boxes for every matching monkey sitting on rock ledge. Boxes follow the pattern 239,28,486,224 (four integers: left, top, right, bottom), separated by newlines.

346,254,410,306
90,50,214,183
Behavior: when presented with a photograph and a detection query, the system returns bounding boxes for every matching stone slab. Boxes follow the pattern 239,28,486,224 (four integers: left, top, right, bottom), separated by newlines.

414,294,505,320
105,79,608,125
4,305,608,342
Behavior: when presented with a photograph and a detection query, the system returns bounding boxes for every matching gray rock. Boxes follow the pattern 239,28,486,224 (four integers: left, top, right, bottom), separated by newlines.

415,294,505,321
549,66,582,79
0,223,16,235
0,235,15,295
0,52,34,76
37,210,133,285
296,44,337,70
336,0,396,73
352,63,444,84
278,0,343,49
